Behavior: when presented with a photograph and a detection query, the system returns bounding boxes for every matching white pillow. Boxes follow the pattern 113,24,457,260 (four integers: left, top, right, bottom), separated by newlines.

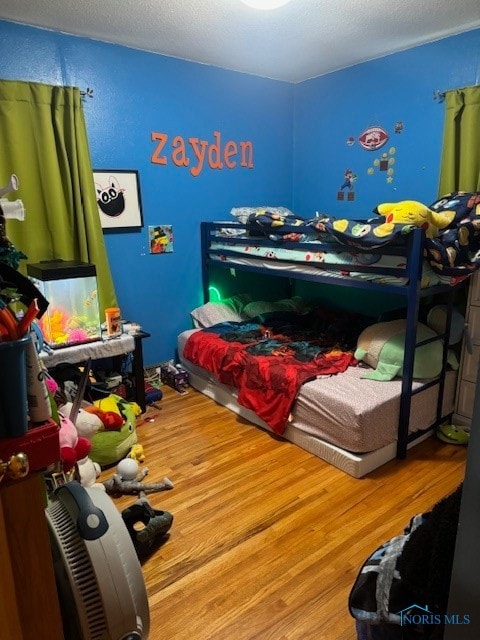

190,293,252,328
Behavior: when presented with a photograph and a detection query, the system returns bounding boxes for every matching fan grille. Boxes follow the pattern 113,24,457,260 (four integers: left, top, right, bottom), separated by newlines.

47,499,108,640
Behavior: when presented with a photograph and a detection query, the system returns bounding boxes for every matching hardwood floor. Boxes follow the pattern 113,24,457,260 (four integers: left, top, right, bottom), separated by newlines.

100,385,467,640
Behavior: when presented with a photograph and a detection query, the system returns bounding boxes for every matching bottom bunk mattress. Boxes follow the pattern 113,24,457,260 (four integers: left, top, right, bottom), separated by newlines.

178,329,457,477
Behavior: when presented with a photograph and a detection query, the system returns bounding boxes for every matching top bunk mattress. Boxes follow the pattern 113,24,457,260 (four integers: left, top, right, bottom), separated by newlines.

203,193,480,291
208,239,444,288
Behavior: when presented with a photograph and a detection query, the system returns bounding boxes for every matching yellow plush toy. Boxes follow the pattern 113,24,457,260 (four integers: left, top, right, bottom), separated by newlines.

374,200,455,239
127,443,146,463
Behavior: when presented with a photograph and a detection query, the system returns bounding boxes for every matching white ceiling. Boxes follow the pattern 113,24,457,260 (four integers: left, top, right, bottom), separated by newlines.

1,0,480,83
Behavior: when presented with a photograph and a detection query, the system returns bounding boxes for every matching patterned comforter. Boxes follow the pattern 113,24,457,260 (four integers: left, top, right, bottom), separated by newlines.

183,309,370,434
246,192,480,281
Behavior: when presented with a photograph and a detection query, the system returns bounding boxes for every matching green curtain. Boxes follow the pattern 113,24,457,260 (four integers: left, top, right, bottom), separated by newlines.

438,85,480,195
0,79,117,313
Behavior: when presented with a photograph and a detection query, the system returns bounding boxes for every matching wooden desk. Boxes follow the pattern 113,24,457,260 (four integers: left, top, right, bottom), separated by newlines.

40,331,151,412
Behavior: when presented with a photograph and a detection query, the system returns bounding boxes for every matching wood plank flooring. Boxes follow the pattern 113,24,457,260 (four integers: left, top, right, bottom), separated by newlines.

100,385,467,640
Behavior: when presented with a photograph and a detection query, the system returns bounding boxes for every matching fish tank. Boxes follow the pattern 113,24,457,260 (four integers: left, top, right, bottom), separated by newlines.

27,260,102,348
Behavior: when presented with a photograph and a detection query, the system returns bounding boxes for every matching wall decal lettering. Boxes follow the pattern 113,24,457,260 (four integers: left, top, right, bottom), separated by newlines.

151,130,254,176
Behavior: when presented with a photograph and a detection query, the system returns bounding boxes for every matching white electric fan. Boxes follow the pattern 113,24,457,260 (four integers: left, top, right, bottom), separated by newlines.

45,480,150,640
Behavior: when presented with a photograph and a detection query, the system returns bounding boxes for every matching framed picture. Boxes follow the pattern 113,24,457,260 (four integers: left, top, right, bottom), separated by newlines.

148,225,174,254
93,169,143,230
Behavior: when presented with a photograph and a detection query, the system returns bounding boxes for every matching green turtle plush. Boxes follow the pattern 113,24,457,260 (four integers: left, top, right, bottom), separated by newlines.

354,319,458,381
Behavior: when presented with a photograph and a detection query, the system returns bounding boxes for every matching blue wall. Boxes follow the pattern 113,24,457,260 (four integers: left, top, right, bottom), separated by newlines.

0,20,294,365
1,20,479,364
293,29,480,219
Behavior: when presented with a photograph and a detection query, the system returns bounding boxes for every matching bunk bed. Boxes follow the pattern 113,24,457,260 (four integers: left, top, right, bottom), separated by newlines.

178,204,479,477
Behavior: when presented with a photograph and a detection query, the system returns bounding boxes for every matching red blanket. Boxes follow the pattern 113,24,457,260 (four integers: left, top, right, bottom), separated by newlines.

183,313,360,434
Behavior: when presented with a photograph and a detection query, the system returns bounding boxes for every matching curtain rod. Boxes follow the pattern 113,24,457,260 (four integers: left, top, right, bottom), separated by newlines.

433,90,445,102
80,87,94,99
433,84,480,102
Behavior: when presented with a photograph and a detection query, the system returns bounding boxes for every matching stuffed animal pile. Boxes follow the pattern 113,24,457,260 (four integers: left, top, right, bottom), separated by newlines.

54,399,105,489
46,374,143,487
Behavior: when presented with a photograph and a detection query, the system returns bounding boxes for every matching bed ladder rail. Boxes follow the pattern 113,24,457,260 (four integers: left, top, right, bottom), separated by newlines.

396,275,456,459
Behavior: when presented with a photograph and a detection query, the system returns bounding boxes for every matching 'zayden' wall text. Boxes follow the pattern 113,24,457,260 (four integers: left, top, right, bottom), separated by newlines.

151,130,254,177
